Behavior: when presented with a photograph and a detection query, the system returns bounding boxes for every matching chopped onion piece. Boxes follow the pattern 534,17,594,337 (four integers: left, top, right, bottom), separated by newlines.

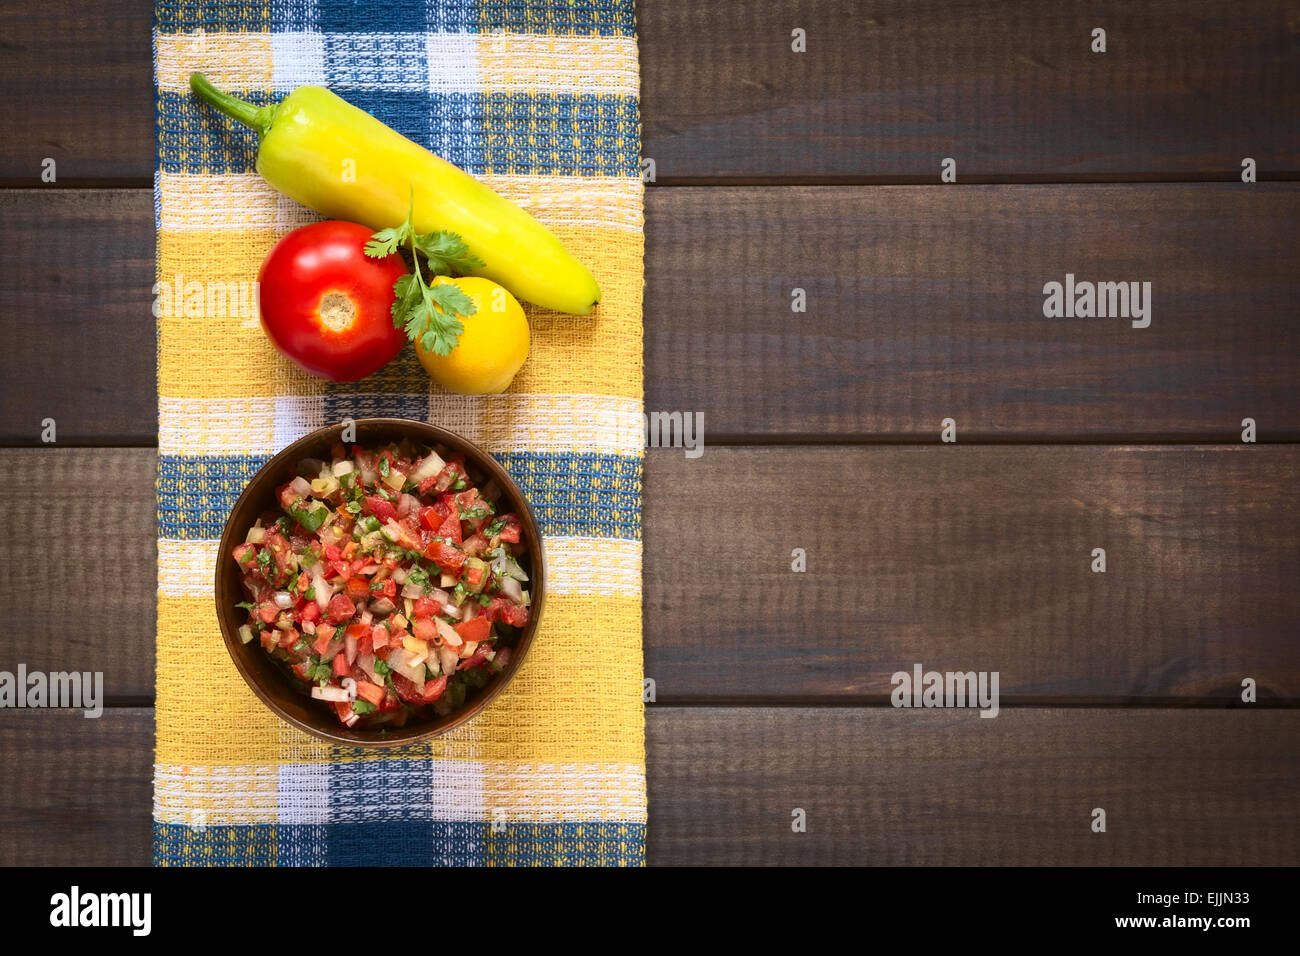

462,601,479,621
387,650,428,685
382,468,406,491
408,451,446,484
441,602,462,621
369,597,396,616
331,460,354,477
391,567,408,585
312,573,333,613
435,618,462,647
499,576,524,604
273,591,294,609
311,685,351,703
244,524,266,545
430,588,449,606
401,581,425,600
438,645,460,676
440,573,457,588
397,493,420,518
289,476,313,498
238,624,254,644
344,632,358,666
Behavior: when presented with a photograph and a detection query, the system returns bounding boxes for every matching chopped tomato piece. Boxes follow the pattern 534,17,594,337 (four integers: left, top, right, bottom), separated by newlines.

464,563,486,589
455,615,490,644
232,543,256,567
332,653,351,679
419,505,446,531
424,540,466,576
299,602,321,624
412,618,437,643
311,629,334,655
365,495,398,524
326,594,356,624
462,643,491,669
412,596,439,619
423,676,447,701
436,510,463,545
462,533,489,558
497,514,522,544
370,578,397,601
355,680,385,708
344,575,370,602
277,627,300,650
257,603,278,624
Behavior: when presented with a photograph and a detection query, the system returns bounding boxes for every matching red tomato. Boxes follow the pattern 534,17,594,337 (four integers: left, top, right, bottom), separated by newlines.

257,221,408,381
419,505,445,531
412,596,439,619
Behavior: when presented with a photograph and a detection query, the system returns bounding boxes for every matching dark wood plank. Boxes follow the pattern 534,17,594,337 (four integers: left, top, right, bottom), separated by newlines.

646,707,1300,865
645,184,1300,441
0,709,153,866
5,446,1295,703
644,446,1300,702
0,190,155,444
0,449,156,699
0,0,154,183
6,185,1299,443
5,707,1296,865
641,0,1300,181
4,0,1298,182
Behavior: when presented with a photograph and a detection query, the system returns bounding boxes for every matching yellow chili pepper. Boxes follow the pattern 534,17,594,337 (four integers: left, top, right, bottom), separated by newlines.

189,73,600,315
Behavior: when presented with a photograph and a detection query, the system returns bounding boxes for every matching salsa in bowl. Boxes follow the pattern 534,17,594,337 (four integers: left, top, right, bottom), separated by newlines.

215,419,544,746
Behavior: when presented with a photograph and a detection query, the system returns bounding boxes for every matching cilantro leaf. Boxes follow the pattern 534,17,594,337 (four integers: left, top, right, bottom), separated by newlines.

414,231,484,276
364,222,411,259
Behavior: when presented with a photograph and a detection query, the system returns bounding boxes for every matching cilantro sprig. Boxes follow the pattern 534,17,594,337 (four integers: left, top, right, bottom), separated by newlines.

364,193,484,357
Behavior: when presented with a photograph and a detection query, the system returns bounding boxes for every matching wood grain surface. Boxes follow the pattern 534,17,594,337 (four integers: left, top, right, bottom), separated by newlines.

644,184,1300,441
0,0,154,184
3,707,1295,866
5,446,1295,704
4,1,1299,183
5,186,1299,443
0,450,156,698
0,190,156,444
640,0,1300,181
644,446,1300,702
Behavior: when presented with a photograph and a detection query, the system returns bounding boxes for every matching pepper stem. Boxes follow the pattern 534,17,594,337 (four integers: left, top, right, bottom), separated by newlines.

189,73,274,136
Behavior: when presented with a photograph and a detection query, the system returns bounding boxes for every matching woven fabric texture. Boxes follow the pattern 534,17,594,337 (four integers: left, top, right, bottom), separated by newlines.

152,0,645,866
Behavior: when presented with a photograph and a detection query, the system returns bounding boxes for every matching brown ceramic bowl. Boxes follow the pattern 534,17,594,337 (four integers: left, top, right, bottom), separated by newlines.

214,418,544,747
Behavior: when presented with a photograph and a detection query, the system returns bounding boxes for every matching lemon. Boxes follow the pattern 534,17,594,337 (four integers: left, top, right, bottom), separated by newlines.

415,277,529,394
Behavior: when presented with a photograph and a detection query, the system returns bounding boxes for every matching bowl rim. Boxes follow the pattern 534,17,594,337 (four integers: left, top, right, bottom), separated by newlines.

213,417,545,748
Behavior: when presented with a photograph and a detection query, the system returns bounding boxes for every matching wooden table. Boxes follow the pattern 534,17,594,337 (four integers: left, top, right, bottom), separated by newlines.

1,0,1298,865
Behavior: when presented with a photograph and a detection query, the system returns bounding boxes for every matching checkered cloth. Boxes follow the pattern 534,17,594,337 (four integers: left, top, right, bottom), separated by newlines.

152,0,645,865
